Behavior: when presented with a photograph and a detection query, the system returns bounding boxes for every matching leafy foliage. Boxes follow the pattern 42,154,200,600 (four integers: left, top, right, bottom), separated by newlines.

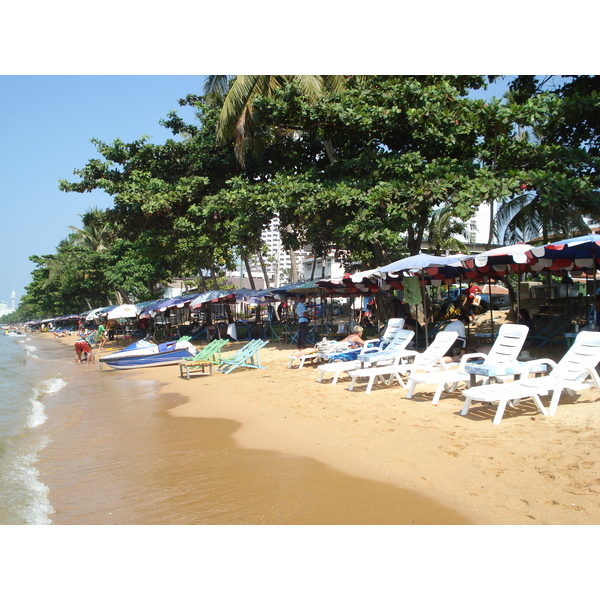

16,75,600,319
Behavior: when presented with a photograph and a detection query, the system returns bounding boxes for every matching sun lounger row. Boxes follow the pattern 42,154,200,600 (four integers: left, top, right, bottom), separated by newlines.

311,323,600,425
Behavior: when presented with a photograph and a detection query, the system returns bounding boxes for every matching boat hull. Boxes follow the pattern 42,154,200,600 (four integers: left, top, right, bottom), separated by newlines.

100,349,196,369
99,340,196,370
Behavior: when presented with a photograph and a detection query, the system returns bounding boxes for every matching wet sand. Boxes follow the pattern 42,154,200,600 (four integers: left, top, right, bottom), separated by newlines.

42,329,600,525
38,334,466,524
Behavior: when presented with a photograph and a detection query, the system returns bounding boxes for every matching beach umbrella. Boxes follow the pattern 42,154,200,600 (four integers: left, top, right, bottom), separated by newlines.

105,304,140,320
459,244,535,337
526,234,600,330
286,279,328,295
85,305,117,321
460,244,534,277
374,253,472,277
316,268,386,295
189,289,237,308
373,253,473,346
526,234,600,273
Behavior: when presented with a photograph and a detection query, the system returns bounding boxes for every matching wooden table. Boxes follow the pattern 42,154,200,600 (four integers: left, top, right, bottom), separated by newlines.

179,360,213,380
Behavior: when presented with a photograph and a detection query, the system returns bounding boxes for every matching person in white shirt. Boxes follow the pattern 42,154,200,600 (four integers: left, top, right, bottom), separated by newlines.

443,314,469,360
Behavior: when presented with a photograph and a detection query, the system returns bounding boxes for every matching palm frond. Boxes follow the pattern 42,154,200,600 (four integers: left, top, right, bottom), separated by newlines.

203,76,232,97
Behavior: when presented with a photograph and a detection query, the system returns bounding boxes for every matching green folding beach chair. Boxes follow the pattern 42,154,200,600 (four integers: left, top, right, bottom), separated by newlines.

178,338,229,379
217,339,269,375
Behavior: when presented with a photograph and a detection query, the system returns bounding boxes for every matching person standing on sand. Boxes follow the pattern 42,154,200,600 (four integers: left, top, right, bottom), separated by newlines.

96,323,105,346
295,294,311,350
98,327,109,350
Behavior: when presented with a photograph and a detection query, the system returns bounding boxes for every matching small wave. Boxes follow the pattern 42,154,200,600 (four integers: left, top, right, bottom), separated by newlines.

0,440,53,524
26,378,67,428
27,399,47,428
40,378,67,396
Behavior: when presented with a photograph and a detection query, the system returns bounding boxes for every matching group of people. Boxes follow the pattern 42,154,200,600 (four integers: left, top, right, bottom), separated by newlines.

293,291,470,362
73,322,112,364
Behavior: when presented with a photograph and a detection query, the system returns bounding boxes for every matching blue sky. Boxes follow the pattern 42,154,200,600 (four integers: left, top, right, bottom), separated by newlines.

0,76,205,306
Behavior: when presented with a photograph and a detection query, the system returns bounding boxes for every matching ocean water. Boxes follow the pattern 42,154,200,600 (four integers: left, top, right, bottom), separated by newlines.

0,334,67,524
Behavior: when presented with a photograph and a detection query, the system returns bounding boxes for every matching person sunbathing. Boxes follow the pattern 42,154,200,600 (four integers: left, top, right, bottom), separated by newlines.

289,326,365,358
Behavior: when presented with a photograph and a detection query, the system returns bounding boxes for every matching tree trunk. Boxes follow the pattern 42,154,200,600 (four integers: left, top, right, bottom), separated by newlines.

289,248,299,282
210,269,219,289
310,255,317,280
323,140,338,164
196,263,208,292
487,198,495,250
243,257,256,289
257,250,270,288
116,288,130,304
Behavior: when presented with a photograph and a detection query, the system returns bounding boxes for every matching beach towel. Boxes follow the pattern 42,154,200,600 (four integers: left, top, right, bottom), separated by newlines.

326,348,362,362
403,276,422,305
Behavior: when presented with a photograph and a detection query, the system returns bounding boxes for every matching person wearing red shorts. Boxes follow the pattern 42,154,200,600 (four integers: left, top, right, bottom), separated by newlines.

74,340,94,364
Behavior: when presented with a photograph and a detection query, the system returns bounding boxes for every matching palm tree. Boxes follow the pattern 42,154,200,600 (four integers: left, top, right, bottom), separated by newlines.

69,207,113,252
425,205,471,255
204,75,348,166
494,192,590,245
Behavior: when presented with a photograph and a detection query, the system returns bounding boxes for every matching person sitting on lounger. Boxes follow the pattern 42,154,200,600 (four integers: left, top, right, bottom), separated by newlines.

442,313,469,361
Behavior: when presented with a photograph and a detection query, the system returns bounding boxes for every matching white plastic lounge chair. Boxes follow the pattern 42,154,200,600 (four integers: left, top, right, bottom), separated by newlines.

405,324,529,405
376,318,405,348
461,331,600,424
316,329,413,385
347,331,459,394
287,340,351,369
358,329,416,367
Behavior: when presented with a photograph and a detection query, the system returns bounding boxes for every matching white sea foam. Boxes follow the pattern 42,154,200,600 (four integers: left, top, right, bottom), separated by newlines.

27,399,47,428
41,378,67,396
2,441,53,524
26,378,67,428
24,344,39,359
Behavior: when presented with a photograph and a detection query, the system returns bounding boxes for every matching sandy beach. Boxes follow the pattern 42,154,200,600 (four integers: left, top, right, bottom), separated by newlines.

44,326,600,525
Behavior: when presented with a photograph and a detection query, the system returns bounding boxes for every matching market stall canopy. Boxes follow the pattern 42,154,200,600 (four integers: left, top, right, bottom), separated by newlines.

526,234,600,275
189,289,237,308
460,244,534,278
105,304,140,320
317,268,385,295
286,279,328,295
